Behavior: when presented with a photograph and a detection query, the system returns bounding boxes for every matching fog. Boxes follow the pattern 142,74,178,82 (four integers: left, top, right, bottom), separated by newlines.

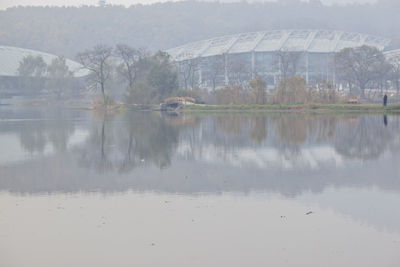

0,0,380,10
1,0,399,58
1,1,400,266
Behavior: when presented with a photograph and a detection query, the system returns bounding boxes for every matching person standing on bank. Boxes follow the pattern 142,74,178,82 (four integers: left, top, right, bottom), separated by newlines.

383,94,388,106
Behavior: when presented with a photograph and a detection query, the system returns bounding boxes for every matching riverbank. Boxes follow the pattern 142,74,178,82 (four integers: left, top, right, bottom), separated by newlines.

6,98,400,115
183,103,400,114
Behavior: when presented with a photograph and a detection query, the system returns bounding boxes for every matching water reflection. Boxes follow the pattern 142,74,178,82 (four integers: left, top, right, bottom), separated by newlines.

19,109,75,154
2,108,400,266
0,108,400,196
333,116,399,160
76,111,182,172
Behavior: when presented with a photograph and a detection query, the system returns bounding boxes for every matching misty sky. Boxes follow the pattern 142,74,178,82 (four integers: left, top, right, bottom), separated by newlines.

0,0,378,10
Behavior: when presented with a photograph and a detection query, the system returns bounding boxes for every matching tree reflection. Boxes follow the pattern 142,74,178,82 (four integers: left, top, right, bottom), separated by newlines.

77,112,114,172
10,109,400,175
120,112,180,170
46,109,75,152
216,115,243,136
3,111,400,200
211,113,400,161
18,108,75,154
249,116,268,144
19,122,47,153
77,111,183,172
275,115,307,155
114,113,400,164
333,116,399,160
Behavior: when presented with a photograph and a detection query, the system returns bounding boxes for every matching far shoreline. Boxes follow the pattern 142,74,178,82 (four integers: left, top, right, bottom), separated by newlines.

182,103,400,115
4,99,400,115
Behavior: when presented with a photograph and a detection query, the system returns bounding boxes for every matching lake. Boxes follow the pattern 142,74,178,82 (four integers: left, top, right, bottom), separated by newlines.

1,106,400,267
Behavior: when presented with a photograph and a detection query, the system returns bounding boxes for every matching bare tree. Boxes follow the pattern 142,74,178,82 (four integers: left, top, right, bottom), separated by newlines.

209,55,224,91
227,56,249,86
275,50,302,81
46,55,74,99
189,58,200,89
389,54,400,96
274,76,308,104
178,58,198,89
77,44,113,104
334,45,389,97
375,61,392,93
115,44,142,89
249,76,267,104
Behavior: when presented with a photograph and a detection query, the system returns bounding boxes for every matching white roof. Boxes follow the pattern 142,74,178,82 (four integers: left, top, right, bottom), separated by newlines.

166,29,391,61
384,49,400,62
0,45,88,77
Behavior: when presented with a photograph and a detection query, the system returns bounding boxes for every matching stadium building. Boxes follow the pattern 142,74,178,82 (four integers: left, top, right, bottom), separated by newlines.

0,45,87,78
166,29,391,89
385,49,400,62
0,45,87,101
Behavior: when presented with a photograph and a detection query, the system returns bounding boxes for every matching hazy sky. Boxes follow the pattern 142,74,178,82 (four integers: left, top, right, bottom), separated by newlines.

0,0,378,10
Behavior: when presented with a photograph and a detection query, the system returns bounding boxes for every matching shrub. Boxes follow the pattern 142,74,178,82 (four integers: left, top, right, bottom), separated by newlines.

125,82,157,104
274,77,308,104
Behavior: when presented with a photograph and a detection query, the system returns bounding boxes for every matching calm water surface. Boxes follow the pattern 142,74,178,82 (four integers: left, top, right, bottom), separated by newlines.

0,106,400,267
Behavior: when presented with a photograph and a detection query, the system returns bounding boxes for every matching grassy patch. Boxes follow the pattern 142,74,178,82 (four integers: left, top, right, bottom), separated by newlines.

184,103,400,114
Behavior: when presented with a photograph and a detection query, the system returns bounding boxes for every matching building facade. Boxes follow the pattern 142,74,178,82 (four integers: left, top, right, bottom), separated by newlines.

166,30,391,89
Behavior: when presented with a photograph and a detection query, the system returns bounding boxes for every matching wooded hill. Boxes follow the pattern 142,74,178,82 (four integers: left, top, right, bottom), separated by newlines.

0,0,399,58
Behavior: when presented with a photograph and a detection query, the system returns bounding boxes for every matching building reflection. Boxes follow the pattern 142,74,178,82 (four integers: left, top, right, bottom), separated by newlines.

0,109,400,197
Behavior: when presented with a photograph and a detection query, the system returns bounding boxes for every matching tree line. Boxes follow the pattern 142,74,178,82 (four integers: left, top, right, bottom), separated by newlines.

277,45,400,101
211,45,400,104
16,55,77,99
16,44,400,105
76,44,178,106
16,44,180,105
334,45,400,97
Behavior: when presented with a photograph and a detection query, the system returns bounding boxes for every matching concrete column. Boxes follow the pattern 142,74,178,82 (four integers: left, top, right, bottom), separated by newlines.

251,51,255,79
333,70,336,90
326,55,329,82
224,53,229,85
305,52,309,84
198,65,202,87
278,56,282,79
